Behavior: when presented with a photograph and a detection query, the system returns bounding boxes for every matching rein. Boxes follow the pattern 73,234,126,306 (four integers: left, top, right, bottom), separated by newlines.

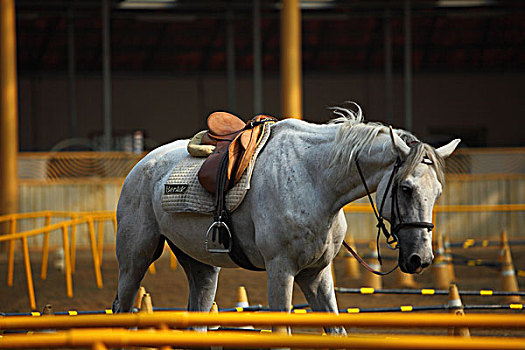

341,142,434,276
340,158,401,276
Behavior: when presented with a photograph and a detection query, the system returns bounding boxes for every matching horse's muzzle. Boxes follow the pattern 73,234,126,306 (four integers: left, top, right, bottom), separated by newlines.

401,252,433,274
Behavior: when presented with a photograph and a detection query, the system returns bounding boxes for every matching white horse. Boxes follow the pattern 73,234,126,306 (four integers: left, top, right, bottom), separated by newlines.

112,105,460,334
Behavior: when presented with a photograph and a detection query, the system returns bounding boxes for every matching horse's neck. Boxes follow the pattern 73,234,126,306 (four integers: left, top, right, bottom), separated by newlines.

326,132,397,214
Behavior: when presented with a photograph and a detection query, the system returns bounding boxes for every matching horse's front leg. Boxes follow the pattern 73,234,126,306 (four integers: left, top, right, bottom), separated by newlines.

295,263,347,335
266,258,295,334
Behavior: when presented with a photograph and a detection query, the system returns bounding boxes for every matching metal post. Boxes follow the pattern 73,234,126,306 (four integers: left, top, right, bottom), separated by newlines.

280,0,302,119
253,0,263,115
0,0,19,217
102,0,112,150
67,7,77,138
404,0,413,131
384,7,393,125
226,8,236,112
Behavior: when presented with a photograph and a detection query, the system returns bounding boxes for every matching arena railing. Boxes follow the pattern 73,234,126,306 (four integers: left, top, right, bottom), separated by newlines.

0,312,525,349
0,211,115,310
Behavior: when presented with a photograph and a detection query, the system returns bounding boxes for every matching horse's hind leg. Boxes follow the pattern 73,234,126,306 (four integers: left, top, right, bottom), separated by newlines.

166,240,220,313
295,264,347,335
112,218,164,313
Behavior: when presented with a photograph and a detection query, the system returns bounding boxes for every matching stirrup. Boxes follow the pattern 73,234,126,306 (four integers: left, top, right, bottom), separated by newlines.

205,220,232,253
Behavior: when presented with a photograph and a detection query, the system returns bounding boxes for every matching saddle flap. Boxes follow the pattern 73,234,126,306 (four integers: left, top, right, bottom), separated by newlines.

207,111,246,137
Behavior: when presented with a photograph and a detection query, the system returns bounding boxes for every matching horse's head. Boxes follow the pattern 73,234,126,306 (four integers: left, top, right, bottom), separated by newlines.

376,135,460,274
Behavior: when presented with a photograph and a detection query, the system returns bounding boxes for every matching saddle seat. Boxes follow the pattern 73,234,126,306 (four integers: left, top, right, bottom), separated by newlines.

189,111,277,194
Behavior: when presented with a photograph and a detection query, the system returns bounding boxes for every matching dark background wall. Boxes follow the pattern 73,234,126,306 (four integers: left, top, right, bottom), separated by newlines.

18,71,524,151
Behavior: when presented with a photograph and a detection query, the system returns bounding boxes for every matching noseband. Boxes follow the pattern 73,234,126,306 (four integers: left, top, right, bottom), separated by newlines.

342,146,434,276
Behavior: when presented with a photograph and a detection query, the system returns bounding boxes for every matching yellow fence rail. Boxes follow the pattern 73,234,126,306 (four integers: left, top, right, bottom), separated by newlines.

0,211,116,310
0,329,524,349
2,311,525,329
1,313,525,349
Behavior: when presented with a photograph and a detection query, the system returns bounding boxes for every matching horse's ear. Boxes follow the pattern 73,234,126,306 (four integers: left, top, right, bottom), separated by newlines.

436,139,461,159
389,126,410,158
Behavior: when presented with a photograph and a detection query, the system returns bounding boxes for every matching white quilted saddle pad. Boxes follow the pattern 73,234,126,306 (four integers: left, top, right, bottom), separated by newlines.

161,124,272,214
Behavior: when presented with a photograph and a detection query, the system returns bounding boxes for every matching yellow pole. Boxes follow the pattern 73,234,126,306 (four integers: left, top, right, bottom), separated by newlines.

70,215,77,274
1,329,525,350
40,212,51,280
21,236,36,310
280,0,302,119
62,224,73,298
87,218,103,288
0,0,19,220
97,220,104,265
2,312,525,330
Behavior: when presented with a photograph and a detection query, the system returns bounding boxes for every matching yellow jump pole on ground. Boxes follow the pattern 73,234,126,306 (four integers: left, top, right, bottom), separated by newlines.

21,236,36,310
7,216,16,286
87,217,103,289
280,0,302,119
0,0,19,235
40,212,52,280
62,224,73,298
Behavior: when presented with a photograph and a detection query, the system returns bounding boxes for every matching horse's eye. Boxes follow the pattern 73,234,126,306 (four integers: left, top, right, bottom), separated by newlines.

401,185,412,194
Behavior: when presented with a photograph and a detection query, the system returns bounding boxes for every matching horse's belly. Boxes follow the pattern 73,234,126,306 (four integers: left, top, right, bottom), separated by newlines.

159,213,251,268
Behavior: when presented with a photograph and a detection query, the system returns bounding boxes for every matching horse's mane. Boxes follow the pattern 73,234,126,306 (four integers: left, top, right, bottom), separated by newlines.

328,103,445,184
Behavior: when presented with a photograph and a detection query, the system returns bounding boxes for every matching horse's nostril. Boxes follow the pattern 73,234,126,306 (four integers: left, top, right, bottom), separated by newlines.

409,254,422,269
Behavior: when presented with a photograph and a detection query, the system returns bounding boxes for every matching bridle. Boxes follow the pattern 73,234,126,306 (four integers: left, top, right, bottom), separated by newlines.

342,131,435,276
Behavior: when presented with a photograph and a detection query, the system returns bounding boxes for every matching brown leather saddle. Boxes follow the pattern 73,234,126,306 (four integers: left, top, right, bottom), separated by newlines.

197,111,277,194
191,111,276,270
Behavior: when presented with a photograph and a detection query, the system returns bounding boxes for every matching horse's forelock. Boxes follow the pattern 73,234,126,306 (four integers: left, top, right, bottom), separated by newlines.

396,143,446,185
